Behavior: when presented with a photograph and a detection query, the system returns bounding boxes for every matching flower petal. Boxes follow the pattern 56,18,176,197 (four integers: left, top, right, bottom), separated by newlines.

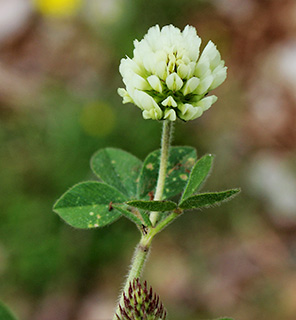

164,108,177,121
142,108,163,120
133,90,159,111
161,96,178,107
182,25,201,62
195,58,211,78
200,41,222,70
117,88,133,104
209,65,227,90
147,75,163,92
194,75,213,95
166,73,183,91
178,103,203,121
194,95,218,111
182,77,200,95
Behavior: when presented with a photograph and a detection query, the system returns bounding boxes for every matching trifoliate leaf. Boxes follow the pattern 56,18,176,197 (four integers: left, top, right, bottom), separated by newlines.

138,146,197,200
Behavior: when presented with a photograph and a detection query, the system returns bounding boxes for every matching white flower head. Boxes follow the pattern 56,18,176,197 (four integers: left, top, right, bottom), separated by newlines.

118,24,227,121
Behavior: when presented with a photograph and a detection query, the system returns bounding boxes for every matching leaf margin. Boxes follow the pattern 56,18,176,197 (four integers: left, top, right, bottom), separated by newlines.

179,188,241,210
180,153,215,202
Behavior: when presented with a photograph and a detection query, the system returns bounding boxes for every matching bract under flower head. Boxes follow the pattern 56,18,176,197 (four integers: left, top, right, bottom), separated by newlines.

118,24,227,121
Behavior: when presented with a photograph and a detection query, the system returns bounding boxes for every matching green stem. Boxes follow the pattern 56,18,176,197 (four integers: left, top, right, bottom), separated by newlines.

112,235,150,320
112,208,182,319
112,120,175,320
153,210,181,234
150,120,173,226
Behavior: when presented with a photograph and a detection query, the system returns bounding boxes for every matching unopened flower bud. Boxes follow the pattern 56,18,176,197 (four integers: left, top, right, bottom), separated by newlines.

116,278,167,320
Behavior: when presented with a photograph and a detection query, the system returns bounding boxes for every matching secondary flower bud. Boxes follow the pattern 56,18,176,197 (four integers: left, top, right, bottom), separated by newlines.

118,24,227,121
116,278,167,320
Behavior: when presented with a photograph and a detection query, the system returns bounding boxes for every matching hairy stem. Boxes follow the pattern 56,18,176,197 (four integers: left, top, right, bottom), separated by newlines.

112,208,181,319
150,120,173,226
112,120,175,320
112,235,151,320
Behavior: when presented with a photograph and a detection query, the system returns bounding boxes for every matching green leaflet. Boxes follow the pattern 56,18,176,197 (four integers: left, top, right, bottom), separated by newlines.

127,200,177,212
113,205,143,226
138,209,152,227
91,148,142,198
0,302,18,320
180,154,214,202
53,181,127,229
179,189,240,210
137,146,197,200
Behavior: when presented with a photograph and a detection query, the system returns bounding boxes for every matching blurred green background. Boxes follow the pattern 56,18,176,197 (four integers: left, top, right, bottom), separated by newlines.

1,0,296,319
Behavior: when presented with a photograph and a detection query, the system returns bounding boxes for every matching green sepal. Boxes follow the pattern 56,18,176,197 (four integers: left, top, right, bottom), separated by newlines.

138,146,197,200
127,200,177,212
113,205,143,226
53,181,127,229
180,154,214,202
179,189,240,210
91,148,142,198
0,302,18,320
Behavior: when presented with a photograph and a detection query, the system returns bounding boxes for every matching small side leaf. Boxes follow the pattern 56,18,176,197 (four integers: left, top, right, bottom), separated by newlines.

0,302,18,320
179,189,240,210
181,154,214,201
138,209,152,227
127,200,177,212
53,181,127,229
138,146,197,200
113,205,143,226
91,148,142,198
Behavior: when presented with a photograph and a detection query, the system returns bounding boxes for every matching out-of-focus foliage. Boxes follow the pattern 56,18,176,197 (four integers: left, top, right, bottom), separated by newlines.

1,1,296,320
0,302,18,320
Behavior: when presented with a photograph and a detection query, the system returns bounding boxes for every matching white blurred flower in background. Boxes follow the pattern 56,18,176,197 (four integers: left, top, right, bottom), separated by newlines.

247,153,296,226
83,0,123,25
274,41,296,95
0,0,32,46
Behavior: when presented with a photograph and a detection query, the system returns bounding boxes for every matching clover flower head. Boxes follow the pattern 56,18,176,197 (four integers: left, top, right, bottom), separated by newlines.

118,24,227,121
116,278,167,320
